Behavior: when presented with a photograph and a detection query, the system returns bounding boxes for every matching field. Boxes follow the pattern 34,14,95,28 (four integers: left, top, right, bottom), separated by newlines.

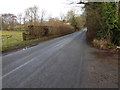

0,29,75,52
0,31,23,51
0,30,52,52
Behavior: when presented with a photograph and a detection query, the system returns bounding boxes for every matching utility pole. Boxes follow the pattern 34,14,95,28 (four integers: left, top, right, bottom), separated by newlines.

0,14,2,31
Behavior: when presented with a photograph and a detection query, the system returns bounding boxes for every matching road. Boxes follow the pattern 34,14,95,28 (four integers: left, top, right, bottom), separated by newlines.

2,29,118,88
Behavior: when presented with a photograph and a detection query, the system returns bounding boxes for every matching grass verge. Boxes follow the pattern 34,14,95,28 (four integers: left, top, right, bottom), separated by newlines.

1,33,72,54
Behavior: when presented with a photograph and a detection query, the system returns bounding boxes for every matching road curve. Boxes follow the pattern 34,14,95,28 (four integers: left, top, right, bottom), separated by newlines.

2,29,118,88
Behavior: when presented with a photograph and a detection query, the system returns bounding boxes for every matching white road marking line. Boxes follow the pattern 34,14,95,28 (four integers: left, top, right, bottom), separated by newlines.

1,30,86,79
0,57,36,79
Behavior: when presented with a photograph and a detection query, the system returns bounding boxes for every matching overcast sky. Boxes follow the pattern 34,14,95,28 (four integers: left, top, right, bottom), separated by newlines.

0,0,84,19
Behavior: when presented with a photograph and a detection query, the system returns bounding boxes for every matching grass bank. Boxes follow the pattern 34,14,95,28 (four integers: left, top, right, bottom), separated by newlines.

0,31,23,51
0,31,74,53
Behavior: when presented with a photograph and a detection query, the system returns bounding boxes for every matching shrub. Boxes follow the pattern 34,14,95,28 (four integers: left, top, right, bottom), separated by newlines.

24,20,75,40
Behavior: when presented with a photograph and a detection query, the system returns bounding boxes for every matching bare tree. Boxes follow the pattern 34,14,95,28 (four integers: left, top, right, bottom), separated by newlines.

2,13,18,30
60,13,66,22
25,5,39,25
17,13,22,30
66,10,76,21
18,13,22,24
23,17,25,25
40,9,46,24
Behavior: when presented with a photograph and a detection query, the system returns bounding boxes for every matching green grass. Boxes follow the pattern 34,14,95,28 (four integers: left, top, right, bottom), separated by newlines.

0,30,74,52
0,31,23,51
0,31,53,52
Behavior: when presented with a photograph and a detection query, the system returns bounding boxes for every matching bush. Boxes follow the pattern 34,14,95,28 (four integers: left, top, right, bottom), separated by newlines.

92,39,116,49
24,20,75,40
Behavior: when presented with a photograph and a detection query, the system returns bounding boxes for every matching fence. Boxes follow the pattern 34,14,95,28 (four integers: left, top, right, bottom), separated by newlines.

0,33,23,51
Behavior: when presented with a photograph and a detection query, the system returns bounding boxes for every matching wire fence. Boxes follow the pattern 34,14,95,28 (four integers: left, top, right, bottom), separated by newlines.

0,33,23,50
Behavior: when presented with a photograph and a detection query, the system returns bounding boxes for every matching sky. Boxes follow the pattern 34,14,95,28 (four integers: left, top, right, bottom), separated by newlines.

0,0,84,19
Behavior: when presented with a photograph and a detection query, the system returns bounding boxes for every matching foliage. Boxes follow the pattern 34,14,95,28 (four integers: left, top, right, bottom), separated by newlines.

96,29,105,40
65,10,86,31
85,2,120,46
24,18,75,40
101,2,120,45
85,3,103,41
75,13,86,30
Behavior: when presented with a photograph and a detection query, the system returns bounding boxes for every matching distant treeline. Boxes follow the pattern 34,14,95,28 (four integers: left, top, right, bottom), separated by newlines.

1,5,86,31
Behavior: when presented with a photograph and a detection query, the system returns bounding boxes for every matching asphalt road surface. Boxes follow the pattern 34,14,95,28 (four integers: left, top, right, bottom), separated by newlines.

2,29,118,88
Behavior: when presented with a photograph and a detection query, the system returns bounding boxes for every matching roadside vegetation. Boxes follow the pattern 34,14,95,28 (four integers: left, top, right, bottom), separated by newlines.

0,5,86,52
1,30,66,52
78,2,120,52
0,31,23,51
3,2,119,53
0,27,73,52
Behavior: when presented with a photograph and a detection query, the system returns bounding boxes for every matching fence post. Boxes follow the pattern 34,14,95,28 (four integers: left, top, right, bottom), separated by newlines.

23,32,26,40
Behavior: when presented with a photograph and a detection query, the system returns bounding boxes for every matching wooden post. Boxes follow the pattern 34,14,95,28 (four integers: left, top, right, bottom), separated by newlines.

23,32,26,40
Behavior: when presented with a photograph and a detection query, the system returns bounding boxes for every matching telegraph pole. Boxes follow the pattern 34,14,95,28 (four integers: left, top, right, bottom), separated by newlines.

0,14,2,31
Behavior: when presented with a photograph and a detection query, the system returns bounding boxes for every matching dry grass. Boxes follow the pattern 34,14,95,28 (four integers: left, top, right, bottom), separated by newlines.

92,39,115,49
93,39,107,48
